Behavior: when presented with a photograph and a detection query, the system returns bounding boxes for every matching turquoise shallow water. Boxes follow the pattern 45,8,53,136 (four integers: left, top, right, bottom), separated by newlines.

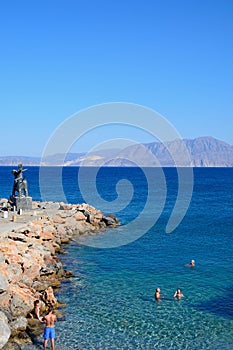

55,236,233,349
54,167,233,350
1,167,233,349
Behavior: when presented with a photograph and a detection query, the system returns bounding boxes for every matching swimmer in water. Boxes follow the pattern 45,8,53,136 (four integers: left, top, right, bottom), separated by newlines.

154,288,161,301
189,259,195,267
184,259,195,267
173,289,184,299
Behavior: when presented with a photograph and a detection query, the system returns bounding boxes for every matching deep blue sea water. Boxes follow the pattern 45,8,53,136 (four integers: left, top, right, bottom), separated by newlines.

1,167,233,349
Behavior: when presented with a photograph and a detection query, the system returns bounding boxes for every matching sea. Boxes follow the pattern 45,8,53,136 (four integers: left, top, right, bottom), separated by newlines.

0,166,233,350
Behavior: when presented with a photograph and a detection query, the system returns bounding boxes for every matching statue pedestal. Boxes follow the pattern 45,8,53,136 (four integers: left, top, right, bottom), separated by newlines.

12,196,32,211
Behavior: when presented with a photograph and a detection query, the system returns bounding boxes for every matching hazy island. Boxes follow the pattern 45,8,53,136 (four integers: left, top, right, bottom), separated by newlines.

0,137,232,167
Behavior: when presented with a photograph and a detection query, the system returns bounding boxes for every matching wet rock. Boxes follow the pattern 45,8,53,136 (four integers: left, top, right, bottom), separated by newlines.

102,215,117,226
106,213,119,224
99,221,107,229
64,270,74,278
47,279,61,289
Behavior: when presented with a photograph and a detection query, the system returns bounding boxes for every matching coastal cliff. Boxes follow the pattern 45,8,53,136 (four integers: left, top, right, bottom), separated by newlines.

0,200,118,349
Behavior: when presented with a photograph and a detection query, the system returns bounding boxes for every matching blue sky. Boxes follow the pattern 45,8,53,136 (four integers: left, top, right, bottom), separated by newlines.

0,0,232,156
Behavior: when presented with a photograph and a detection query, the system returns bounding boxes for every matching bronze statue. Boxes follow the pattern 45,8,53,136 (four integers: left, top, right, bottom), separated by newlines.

12,164,28,197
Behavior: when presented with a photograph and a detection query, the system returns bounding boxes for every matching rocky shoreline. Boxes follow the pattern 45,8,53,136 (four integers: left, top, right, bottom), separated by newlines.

0,199,119,349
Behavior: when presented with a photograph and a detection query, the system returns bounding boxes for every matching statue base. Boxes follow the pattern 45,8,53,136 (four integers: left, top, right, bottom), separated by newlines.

11,196,32,211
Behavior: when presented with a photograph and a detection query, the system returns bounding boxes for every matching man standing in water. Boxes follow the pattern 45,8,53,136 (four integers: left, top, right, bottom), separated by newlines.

42,307,57,350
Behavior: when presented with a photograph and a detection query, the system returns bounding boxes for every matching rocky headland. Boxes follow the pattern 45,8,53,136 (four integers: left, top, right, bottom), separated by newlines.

0,199,118,349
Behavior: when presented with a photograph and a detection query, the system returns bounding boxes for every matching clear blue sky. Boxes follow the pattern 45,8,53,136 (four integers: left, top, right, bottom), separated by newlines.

0,0,232,156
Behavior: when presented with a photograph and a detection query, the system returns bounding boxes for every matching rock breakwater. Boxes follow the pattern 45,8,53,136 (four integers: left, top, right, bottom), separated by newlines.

0,199,118,349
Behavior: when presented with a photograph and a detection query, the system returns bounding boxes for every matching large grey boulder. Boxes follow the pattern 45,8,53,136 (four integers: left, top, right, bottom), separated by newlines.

0,311,11,349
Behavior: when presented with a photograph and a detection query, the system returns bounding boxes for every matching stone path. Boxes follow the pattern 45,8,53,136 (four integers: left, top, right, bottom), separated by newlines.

0,201,60,238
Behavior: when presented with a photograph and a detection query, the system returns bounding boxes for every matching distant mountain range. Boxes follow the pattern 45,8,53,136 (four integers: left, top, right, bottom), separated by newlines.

0,137,232,167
